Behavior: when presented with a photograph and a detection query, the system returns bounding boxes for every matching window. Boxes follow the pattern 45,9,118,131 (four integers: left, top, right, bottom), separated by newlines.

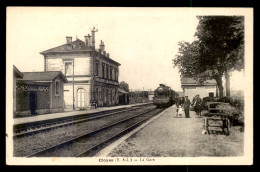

77,88,85,108
99,91,102,100
114,68,118,81
55,80,60,96
64,61,72,76
95,61,99,76
102,63,105,78
102,88,105,101
209,92,214,98
110,67,113,80
95,87,98,100
106,65,109,79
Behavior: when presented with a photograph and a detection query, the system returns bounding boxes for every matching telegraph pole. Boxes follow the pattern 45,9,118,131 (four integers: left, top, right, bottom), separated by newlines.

90,26,98,106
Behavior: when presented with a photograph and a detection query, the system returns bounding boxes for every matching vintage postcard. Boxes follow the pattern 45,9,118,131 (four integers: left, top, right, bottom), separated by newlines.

6,7,253,165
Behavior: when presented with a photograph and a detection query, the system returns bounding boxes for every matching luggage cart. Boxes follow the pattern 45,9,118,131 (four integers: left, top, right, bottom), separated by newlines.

204,102,230,135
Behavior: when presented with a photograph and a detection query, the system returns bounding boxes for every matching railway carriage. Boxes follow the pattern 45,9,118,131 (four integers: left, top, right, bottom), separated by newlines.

153,84,178,108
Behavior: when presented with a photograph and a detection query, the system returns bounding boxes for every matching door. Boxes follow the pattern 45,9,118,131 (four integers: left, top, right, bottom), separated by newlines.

29,91,37,115
110,90,113,105
209,92,214,98
106,89,109,106
77,88,85,108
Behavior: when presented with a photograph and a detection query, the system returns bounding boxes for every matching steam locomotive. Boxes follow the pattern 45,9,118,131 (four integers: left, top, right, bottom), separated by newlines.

153,84,178,108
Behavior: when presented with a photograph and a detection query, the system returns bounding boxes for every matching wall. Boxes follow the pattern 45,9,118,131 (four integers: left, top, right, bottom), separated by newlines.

45,53,91,76
15,83,51,116
45,53,92,110
184,85,216,100
95,55,119,81
93,53,120,107
45,51,120,109
37,88,50,109
50,76,64,112
93,85,118,107
64,83,91,110
16,91,29,112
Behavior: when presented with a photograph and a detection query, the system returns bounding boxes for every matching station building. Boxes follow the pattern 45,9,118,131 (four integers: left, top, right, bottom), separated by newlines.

118,88,129,105
40,29,120,110
13,65,24,115
15,70,67,117
181,77,217,99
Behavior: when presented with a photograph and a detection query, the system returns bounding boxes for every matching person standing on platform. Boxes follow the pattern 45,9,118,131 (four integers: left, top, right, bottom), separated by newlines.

194,94,202,116
175,97,183,117
191,95,197,107
183,96,191,118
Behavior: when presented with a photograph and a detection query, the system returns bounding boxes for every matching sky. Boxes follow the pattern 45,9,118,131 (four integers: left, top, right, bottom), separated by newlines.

7,7,249,92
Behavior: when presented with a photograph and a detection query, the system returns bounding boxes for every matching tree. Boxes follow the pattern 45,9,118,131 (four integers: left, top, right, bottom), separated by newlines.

173,16,244,97
119,81,129,92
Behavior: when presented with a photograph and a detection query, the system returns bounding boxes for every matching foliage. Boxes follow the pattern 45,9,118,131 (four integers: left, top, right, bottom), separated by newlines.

195,16,244,73
173,16,244,97
119,81,129,92
216,103,244,125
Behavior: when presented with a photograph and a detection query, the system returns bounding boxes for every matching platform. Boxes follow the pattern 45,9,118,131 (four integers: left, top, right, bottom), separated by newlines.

14,103,152,125
98,105,244,157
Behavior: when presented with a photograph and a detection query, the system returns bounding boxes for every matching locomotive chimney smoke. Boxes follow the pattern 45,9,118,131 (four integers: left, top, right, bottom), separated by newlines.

66,36,72,44
84,34,91,47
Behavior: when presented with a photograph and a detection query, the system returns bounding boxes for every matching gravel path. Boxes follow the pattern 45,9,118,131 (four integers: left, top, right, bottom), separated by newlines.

108,105,244,157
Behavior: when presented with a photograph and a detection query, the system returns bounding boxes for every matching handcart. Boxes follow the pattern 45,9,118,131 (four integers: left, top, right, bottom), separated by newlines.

203,102,230,136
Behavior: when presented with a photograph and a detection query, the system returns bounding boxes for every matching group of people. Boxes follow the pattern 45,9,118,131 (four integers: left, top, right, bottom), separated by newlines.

175,94,203,118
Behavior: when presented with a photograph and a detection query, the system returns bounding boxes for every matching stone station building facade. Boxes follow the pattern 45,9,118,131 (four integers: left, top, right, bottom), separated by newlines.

40,30,120,110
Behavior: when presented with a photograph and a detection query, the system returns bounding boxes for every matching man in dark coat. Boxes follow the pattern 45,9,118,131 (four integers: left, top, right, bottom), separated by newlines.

191,95,197,106
183,96,191,118
194,94,202,116
176,97,183,108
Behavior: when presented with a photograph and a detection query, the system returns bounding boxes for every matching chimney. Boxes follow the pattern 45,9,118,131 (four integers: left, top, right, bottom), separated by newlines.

91,27,98,48
103,51,106,56
66,36,72,44
84,34,91,47
107,53,110,58
99,40,105,52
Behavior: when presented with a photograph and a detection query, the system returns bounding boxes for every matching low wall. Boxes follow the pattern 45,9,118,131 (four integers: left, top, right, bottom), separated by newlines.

14,108,64,117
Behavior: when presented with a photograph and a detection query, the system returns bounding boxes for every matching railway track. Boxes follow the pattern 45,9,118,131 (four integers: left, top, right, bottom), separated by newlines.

26,107,164,157
13,106,143,138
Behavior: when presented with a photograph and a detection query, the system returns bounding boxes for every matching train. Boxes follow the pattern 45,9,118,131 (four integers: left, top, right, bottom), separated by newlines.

153,84,178,108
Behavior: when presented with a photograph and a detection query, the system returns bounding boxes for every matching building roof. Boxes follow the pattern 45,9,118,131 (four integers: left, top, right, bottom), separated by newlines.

181,77,216,86
19,71,68,83
13,65,23,78
40,38,121,66
40,39,92,55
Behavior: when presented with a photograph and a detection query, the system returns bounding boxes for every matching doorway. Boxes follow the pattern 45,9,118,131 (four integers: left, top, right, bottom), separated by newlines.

77,88,85,108
29,91,37,115
209,92,214,98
